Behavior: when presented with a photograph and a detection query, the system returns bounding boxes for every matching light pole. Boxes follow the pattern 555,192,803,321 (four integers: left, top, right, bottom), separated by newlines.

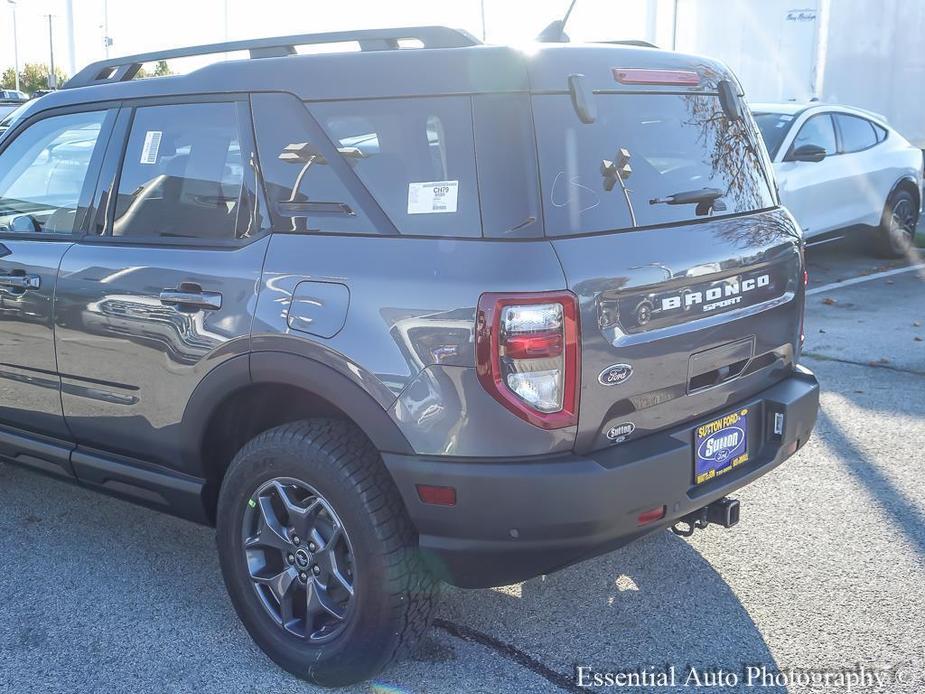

480,0,486,41
102,0,111,58
65,0,76,76
46,14,56,89
7,0,19,92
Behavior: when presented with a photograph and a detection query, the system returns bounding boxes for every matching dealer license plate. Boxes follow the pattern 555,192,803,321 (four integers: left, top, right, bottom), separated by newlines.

694,407,751,485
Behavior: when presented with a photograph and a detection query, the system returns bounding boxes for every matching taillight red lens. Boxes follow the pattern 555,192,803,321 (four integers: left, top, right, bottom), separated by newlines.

476,291,580,429
503,331,563,360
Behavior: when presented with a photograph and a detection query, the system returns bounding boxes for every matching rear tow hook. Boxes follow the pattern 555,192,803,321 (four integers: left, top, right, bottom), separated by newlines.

671,497,740,537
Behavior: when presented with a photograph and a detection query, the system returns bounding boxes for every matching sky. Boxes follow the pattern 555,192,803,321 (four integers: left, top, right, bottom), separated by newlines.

0,0,669,79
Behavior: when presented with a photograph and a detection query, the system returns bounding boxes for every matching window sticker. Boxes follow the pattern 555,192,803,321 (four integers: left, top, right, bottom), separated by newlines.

140,130,163,165
407,180,458,214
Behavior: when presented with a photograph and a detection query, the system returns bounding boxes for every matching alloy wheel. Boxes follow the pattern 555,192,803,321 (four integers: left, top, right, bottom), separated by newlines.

889,197,917,249
242,477,356,642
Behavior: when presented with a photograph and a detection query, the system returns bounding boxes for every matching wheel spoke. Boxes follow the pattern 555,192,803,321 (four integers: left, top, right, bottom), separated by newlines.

253,567,299,624
307,576,347,625
245,495,291,552
316,540,353,596
328,559,354,596
313,523,341,553
286,498,323,541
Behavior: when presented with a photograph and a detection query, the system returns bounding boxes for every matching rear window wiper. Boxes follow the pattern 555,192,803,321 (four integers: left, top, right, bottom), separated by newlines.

649,187,727,216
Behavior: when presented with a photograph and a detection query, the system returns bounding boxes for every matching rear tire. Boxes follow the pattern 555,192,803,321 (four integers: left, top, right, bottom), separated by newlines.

216,419,438,687
874,188,918,258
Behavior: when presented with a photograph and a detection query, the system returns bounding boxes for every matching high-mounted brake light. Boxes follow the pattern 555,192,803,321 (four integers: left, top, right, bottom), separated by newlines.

613,68,701,86
476,292,580,429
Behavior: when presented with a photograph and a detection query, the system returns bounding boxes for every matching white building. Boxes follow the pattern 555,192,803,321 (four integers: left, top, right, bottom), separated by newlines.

640,0,925,147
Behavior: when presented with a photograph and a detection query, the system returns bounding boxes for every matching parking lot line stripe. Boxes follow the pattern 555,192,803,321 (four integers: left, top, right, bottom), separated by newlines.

807,263,925,296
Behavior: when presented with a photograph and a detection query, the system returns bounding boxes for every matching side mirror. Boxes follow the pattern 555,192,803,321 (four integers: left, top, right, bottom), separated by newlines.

788,144,827,163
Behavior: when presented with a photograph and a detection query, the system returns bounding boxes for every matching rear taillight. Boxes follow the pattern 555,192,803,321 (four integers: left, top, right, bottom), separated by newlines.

476,292,580,429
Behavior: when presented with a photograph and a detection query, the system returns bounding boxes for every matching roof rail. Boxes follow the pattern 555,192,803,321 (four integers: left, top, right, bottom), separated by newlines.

64,26,480,90
599,40,659,48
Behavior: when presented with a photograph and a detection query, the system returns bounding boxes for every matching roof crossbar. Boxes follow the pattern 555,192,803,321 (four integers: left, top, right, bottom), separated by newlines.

64,26,480,90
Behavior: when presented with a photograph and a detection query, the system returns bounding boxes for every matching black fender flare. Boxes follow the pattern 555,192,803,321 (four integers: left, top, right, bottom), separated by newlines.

179,352,413,477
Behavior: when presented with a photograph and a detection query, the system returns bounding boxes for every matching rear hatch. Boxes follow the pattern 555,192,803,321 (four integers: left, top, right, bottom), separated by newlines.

528,48,804,453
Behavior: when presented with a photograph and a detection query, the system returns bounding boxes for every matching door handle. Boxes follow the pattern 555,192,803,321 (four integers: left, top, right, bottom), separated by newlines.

0,273,41,290
159,287,222,311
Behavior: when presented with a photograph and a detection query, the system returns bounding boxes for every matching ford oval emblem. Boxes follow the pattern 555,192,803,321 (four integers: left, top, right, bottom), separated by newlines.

599,363,633,387
697,426,746,463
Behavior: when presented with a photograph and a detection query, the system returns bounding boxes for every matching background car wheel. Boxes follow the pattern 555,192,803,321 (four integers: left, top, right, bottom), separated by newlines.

217,419,439,687
875,188,918,258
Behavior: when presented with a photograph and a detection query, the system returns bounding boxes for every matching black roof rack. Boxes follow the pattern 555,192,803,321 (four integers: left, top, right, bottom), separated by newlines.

599,40,659,48
64,26,480,90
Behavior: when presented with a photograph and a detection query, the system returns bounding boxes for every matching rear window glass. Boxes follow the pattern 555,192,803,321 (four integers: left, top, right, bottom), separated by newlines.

310,97,481,238
533,94,776,237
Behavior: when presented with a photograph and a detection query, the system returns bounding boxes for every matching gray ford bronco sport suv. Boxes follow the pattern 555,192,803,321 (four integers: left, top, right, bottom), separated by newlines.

0,26,819,686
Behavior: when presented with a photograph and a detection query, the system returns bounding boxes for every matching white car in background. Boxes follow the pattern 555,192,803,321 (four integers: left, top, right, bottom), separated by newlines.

753,103,923,257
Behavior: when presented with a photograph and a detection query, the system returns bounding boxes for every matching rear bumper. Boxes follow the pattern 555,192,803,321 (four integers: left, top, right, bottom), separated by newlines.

383,367,819,588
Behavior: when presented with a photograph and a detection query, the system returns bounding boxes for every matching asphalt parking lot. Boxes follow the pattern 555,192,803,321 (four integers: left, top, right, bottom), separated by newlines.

0,235,923,694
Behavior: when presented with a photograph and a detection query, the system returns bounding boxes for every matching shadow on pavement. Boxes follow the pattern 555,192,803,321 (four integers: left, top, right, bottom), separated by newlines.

815,409,925,559
438,529,786,693
0,460,786,693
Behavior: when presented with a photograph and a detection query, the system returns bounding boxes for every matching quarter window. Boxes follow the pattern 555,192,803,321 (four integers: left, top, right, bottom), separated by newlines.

251,92,373,235
790,115,837,156
835,114,878,153
310,97,481,238
112,102,250,241
0,110,108,234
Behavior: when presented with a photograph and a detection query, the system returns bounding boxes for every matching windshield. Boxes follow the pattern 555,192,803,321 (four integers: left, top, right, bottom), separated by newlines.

0,103,31,140
753,112,798,158
533,93,776,237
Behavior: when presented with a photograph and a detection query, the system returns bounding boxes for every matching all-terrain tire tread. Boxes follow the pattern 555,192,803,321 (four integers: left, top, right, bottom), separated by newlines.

225,418,438,675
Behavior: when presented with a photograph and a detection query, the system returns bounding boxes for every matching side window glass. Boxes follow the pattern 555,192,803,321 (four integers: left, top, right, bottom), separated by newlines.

472,94,541,238
251,92,373,234
835,114,878,153
791,115,836,156
112,102,247,241
311,96,482,238
0,110,108,234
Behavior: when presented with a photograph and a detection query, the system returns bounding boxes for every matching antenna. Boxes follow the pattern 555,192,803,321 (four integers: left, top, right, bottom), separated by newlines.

536,0,579,43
